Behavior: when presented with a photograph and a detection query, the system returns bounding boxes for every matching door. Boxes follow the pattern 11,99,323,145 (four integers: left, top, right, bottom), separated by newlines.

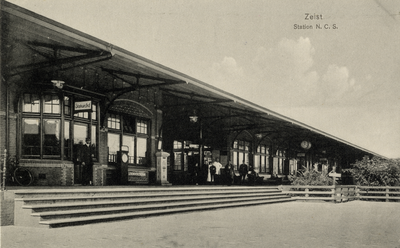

73,123,88,184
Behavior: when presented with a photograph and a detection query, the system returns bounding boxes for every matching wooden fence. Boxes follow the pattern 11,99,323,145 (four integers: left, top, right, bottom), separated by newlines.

357,186,400,202
281,185,400,203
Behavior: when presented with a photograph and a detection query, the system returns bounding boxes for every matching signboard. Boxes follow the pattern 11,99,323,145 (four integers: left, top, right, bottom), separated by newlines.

128,171,149,184
74,100,92,112
328,172,341,178
297,153,306,157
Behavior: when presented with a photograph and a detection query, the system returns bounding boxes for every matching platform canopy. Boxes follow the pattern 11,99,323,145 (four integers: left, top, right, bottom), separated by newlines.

2,2,385,161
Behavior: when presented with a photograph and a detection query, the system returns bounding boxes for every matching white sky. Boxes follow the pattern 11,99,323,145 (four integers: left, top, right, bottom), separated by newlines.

7,0,400,158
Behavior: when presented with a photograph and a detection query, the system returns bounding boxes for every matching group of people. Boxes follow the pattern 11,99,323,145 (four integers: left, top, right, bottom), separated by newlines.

207,158,257,185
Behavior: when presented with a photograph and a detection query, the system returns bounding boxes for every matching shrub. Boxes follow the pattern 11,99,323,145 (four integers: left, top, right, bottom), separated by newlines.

289,167,334,186
343,156,400,186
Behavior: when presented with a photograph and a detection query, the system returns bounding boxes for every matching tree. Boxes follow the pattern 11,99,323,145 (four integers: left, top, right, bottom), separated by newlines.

343,156,400,186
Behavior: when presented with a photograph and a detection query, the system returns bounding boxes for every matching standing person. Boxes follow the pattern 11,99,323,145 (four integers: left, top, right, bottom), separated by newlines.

213,158,223,175
211,158,223,184
224,162,234,186
239,161,248,185
76,138,93,186
209,162,216,184
248,163,256,185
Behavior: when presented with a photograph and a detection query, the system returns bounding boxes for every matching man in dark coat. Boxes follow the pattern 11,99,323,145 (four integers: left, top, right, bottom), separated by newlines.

239,161,248,184
247,163,256,185
209,163,216,183
224,163,234,186
77,138,93,185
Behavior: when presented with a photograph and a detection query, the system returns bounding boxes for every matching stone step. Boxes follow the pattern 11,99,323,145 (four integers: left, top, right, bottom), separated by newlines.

13,186,292,228
13,186,280,198
38,198,295,228
16,189,283,205
21,192,288,212
33,195,291,220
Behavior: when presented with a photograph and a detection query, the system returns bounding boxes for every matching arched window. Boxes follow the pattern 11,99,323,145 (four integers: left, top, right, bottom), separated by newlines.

107,113,150,166
255,145,269,173
231,140,250,170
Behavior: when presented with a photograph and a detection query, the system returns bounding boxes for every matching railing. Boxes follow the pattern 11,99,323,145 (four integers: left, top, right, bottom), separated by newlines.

282,185,400,203
281,185,336,202
357,186,400,202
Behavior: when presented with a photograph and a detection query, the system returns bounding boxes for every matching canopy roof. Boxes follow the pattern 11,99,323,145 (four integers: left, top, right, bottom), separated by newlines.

2,1,385,159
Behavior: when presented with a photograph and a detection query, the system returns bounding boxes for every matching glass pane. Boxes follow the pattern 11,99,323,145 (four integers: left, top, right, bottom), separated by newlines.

108,114,121,130
238,141,244,150
233,151,238,167
91,104,97,120
75,111,89,119
260,155,266,173
137,120,147,134
44,95,60,114
73,123,88,145
183,153,188,171
91,125,97,160
123,135,135,164
174,152,182,170
238,152,244,167
23,94,40,113
73,123,88,161
64,121,70,159
107,133,120,162
136,137,147,165
254,155,260,171
22,118,40,156
43,119,61,156
273,157,278,176
64,96,70,116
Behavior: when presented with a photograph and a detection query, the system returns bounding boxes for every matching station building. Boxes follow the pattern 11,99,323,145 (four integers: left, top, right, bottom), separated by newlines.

0,1,384,187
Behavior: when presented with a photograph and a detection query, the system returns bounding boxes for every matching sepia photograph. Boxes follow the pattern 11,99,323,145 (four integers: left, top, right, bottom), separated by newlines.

1,0,399,247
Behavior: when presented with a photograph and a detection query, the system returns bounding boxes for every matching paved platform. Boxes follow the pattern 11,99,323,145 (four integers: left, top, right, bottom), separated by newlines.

1,201,400,248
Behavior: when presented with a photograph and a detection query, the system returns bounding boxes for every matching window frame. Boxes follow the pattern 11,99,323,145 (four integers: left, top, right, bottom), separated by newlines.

20,92,99,161
107,113,150,166
231,140,250,171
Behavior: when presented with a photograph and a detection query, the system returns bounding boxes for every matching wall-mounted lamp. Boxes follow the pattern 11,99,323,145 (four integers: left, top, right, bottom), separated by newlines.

51,80,65,89
189,110,198,123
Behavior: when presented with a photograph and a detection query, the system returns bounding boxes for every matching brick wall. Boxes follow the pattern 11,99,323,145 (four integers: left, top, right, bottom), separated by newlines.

19,161,74,186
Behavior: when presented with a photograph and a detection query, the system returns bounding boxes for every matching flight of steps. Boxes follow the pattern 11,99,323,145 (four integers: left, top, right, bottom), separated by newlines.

13,186,294,228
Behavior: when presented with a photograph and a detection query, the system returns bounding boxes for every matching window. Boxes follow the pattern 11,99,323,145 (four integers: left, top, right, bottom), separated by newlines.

231,140,250,170
43,119,61,156
64,96,71,116
273,150,285,175
23,94,40,113
108,133,120,163
107,114,149,166
172,140,189,171
44,95,60,114
21,93,98,160
108,114,121,130
255,145,269,173
22,118,40,156
137,120,148,134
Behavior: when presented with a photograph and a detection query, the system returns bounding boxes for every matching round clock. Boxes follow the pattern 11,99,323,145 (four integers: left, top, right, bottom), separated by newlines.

121,153,129,163
301,141,311,150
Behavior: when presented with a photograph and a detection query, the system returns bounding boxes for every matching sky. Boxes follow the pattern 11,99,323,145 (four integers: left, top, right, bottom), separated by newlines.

6,0,400,158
